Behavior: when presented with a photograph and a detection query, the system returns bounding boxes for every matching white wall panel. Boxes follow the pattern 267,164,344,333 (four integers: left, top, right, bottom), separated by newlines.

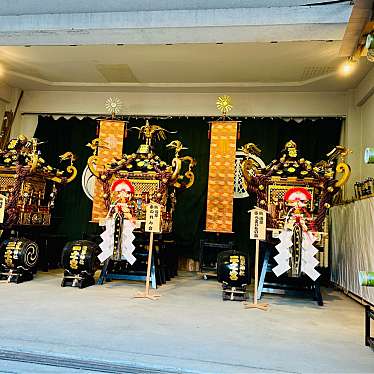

16,90,348,118
330,198,374,304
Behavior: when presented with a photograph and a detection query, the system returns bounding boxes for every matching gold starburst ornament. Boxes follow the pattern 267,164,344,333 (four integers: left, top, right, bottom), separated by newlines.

105,97,122,118
216,95,233,117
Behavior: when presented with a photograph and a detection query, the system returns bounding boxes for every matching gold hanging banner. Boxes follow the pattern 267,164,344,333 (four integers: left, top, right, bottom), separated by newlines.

91,120,125,222
205,121,238,233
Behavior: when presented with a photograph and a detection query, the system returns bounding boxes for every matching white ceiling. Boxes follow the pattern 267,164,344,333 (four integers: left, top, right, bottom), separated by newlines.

0,1,345,15
0,42,371,93
0,1,353,46
0,1,371,93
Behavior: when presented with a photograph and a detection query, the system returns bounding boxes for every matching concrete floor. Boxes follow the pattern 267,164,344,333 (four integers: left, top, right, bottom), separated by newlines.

0,271,373,374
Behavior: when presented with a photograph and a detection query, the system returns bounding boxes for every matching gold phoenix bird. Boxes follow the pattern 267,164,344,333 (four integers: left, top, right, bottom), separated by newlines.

131,120,176,146
216,95,233,117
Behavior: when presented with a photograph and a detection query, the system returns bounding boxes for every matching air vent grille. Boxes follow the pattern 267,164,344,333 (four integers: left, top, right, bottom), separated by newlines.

301,66,335,80
96,64,139,83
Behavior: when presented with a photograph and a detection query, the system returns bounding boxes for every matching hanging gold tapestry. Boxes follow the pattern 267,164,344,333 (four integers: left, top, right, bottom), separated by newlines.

205,121,238,233
91,120,125,222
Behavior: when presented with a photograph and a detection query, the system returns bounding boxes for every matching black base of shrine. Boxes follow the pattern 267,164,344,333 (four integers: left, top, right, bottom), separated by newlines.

258,246,323,306
260,279,323,306
0,267,34,283
97,232,177,288
61,270,95,289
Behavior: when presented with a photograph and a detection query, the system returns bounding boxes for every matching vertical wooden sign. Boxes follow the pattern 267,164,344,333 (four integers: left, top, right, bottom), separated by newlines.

145,202,162,233
205,121,238,233
249,208,267,240
91,120,125,222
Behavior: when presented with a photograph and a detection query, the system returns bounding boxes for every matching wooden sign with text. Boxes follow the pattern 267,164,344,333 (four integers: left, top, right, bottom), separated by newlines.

249,208,267,240
145,202,162,233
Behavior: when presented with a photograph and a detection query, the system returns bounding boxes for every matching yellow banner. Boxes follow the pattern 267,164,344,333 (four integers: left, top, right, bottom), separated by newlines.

205,121,237,233
92,120,125,222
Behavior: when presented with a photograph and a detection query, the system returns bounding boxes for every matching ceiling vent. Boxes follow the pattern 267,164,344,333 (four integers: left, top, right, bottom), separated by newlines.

301,66,335,81
96,64,139,83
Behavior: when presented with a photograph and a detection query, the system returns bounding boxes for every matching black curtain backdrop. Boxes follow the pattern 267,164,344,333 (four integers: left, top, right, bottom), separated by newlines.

34,116,342,260
34,116,98,241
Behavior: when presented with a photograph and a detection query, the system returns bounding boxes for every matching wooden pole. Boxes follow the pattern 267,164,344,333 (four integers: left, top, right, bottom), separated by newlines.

244,239,269,311
134,231,160,300
145,231,154,295
253,239,259,305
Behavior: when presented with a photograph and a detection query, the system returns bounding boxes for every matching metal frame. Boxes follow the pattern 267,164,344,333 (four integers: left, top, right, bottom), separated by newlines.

365,305,374,350
97,256,157,289
257,245,323,306
199,239,234,279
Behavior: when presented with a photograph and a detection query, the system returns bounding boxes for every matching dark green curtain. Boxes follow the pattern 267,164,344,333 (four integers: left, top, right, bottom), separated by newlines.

34,116,98,241
124,118,210,259
34,116,342,260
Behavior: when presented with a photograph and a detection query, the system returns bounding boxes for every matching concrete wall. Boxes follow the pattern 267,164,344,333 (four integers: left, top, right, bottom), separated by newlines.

0,100,5,126
0,82,12,104
361,93,374,181
15,90,348,117
343,67,374,198
0,82,14,135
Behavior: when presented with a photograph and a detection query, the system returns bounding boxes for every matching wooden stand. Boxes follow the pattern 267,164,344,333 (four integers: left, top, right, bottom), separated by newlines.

244,239,269,311
134,232,161,300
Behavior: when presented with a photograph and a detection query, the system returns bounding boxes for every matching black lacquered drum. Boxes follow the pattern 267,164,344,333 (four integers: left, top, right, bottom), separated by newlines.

0,238,39,270
62,240,100,274
217,250,250,287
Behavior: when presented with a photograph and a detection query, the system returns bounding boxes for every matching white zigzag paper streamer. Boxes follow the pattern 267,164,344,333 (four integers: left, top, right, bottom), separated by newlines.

273,230,292,277
272,229,321,281
98,218,115,263
301,232,320,281
121,220,136,265
98,218,137,265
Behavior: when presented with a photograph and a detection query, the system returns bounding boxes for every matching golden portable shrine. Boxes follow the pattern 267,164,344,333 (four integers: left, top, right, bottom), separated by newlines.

241,140,351,305
0,135,77,283
61,119,196,288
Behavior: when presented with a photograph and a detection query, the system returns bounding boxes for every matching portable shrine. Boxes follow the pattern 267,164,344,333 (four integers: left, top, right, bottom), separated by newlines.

62,119,196,288
0,135,77,282
242,140,351,305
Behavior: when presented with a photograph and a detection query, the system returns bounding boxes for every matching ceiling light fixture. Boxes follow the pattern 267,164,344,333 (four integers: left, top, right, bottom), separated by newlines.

340,58,356,76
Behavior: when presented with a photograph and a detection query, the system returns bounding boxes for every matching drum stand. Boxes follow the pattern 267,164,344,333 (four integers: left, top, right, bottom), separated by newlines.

222,283,247,301
61,270,95,289
0,266,34,283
